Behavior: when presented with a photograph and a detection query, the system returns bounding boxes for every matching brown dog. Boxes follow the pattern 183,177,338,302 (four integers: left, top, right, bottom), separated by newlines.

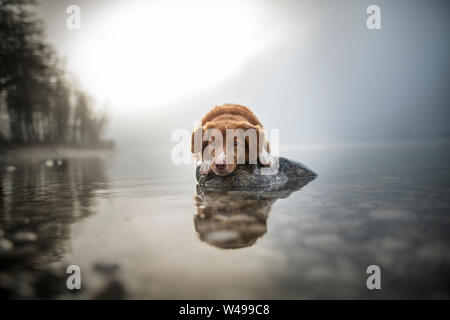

191,104,273,176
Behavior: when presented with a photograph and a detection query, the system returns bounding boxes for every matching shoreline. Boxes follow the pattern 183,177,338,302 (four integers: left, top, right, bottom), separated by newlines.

0,144,115,162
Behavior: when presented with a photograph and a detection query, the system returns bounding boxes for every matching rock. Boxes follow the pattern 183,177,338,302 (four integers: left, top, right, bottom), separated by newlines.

45,160,54,167
194,157,317,249
0,238,14,253
93,263,120,276
93,280,126,300
5,166,17,173
0,273,15,291
12,231,38,244
14,279,35,298
196,157,317,194
33,269,67,299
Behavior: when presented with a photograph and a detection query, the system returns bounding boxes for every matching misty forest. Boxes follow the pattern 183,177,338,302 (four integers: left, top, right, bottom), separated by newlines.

0,0,109,147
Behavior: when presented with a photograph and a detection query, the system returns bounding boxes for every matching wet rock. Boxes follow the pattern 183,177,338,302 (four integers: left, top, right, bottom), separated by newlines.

1,271,36,299
0,238,14,253
0,273,15,291
93,280,126,300
194,158,317,249
14,279,35,298
93,262,120,276
5,166,17,173
12,231,38,244
0,268,70,299
196,157,317,193
0,275,14,299
45,160,54,167
44,159,66,168
33,270,66,299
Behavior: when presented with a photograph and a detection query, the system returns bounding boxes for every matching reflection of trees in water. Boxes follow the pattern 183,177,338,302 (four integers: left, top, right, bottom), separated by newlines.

0,157,108,297
194,177,315,249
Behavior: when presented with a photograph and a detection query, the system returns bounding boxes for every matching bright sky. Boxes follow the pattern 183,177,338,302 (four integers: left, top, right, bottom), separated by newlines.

39,0,276,111
36,0,450,145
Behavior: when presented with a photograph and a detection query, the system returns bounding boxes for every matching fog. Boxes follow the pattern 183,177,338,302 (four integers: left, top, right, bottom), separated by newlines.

36,0,450,150
2,0,450,300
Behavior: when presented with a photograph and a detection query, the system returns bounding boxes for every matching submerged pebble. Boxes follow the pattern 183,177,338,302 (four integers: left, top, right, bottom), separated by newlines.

33,270,67,299
45,160,54,167
15,279,35,298
93,262,120,276
0,273,15,290
93,280,126,300
12,231,38,243
0,238,14,253
5,166,17,173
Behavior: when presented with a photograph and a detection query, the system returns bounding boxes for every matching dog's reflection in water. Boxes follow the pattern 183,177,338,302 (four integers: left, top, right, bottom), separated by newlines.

194,188,274,249
194,178,313,249
194,176,316,249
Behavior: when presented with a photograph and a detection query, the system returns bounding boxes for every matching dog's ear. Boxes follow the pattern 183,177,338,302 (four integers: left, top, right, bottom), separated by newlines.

191,125,204,154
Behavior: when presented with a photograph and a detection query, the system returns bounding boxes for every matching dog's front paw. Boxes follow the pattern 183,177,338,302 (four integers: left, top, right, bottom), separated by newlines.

199,161,212,175
258,151,274,167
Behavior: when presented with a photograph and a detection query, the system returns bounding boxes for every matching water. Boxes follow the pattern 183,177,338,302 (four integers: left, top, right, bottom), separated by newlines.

1,140,450,299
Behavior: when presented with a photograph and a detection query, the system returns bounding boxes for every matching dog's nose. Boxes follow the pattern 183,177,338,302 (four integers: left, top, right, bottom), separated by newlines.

215,164,227,172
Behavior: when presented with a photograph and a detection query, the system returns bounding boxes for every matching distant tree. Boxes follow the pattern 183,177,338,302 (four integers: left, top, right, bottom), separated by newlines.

72,91,108,145
1,0,47,142
0,0,109,146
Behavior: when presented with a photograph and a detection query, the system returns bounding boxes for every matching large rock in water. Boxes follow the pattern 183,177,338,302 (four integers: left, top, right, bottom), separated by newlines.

194,157,317,249
196,157,317,194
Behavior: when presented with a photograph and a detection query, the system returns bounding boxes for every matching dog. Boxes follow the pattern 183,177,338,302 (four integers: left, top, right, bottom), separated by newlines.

191,104,274,176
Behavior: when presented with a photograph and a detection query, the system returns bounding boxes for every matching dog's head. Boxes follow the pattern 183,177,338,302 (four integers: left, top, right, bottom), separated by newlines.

191,120,270,176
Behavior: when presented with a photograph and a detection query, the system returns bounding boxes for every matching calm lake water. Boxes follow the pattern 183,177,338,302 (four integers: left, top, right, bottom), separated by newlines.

1,140,450,299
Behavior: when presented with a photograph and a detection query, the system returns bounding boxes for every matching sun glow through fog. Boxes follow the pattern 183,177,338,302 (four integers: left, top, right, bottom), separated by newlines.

72,0,268,110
